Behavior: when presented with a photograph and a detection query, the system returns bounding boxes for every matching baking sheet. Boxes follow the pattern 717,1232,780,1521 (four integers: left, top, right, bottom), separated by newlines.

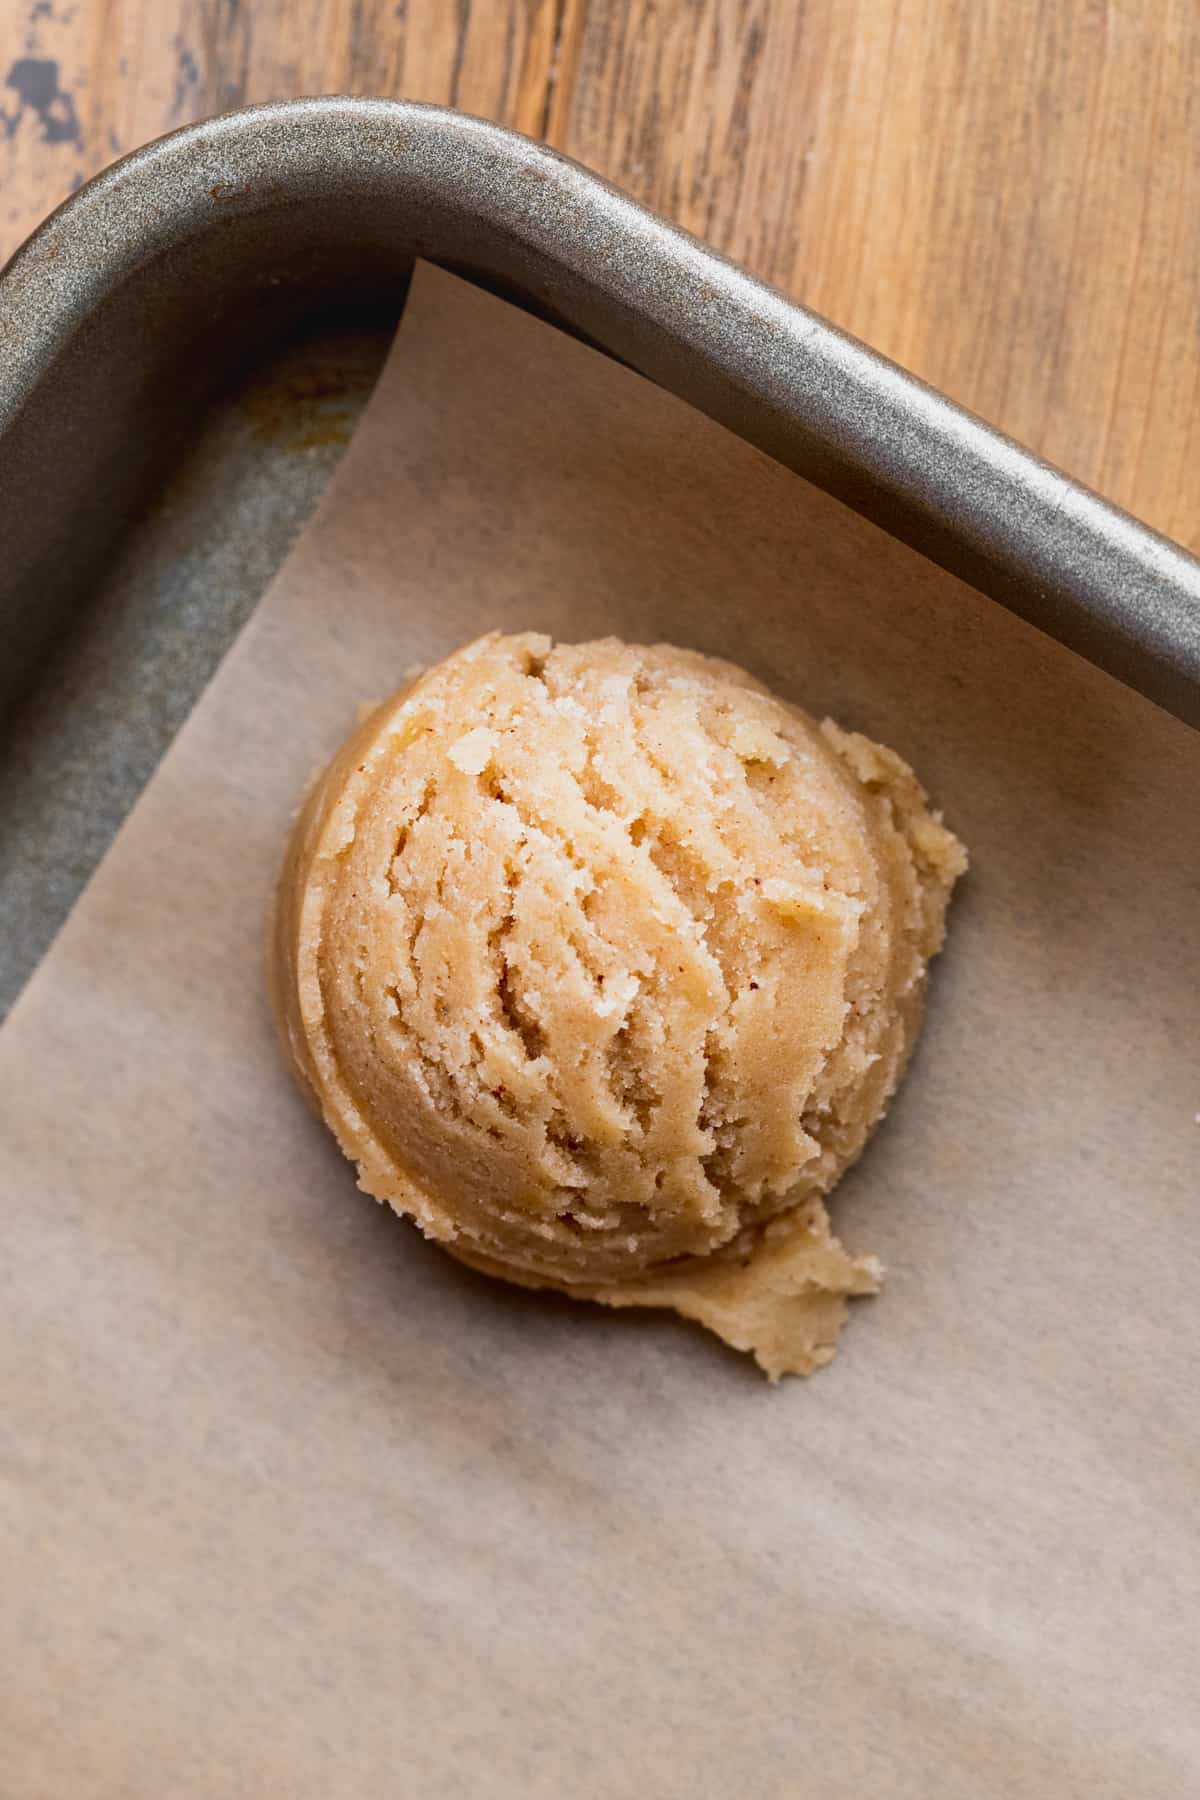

0,320,389,1019
2,264,1197,1797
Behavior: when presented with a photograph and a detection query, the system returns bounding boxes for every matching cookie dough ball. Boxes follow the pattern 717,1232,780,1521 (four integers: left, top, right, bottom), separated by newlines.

272,633,965,1377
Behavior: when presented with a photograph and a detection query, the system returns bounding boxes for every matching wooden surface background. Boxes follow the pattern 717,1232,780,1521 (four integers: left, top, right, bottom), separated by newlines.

2,0,1197,551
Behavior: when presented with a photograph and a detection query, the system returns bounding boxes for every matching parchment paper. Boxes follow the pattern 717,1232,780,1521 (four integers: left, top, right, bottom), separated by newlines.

2,265,1198,1798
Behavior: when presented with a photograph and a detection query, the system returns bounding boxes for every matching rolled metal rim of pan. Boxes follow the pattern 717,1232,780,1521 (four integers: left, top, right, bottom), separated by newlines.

1,96,1198,726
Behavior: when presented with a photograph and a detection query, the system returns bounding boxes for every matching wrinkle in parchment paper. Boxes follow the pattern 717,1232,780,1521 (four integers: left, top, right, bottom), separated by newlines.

0,265,1197,1798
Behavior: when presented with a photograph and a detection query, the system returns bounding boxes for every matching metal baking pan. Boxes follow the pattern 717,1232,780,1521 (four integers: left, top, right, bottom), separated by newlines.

2,97,1198,1015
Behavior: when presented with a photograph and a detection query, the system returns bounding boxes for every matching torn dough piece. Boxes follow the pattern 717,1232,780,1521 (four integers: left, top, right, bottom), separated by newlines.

272,632,965,1379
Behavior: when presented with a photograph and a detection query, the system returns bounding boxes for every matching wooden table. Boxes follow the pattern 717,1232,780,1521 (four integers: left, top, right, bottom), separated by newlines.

3,1,1196,551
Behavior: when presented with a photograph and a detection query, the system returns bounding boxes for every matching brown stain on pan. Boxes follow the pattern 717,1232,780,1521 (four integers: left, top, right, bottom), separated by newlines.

237,335,382,455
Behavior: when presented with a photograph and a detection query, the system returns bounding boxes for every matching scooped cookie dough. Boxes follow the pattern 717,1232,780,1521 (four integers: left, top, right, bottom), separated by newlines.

272,633,965,1378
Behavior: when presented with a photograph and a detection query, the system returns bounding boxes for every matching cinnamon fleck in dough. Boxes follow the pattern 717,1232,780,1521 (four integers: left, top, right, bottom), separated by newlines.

272,633,966,1378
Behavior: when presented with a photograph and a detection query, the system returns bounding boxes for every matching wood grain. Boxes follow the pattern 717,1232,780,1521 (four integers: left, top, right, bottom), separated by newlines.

566,0,1200,550
2,0,1198,550
0,0,573,239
